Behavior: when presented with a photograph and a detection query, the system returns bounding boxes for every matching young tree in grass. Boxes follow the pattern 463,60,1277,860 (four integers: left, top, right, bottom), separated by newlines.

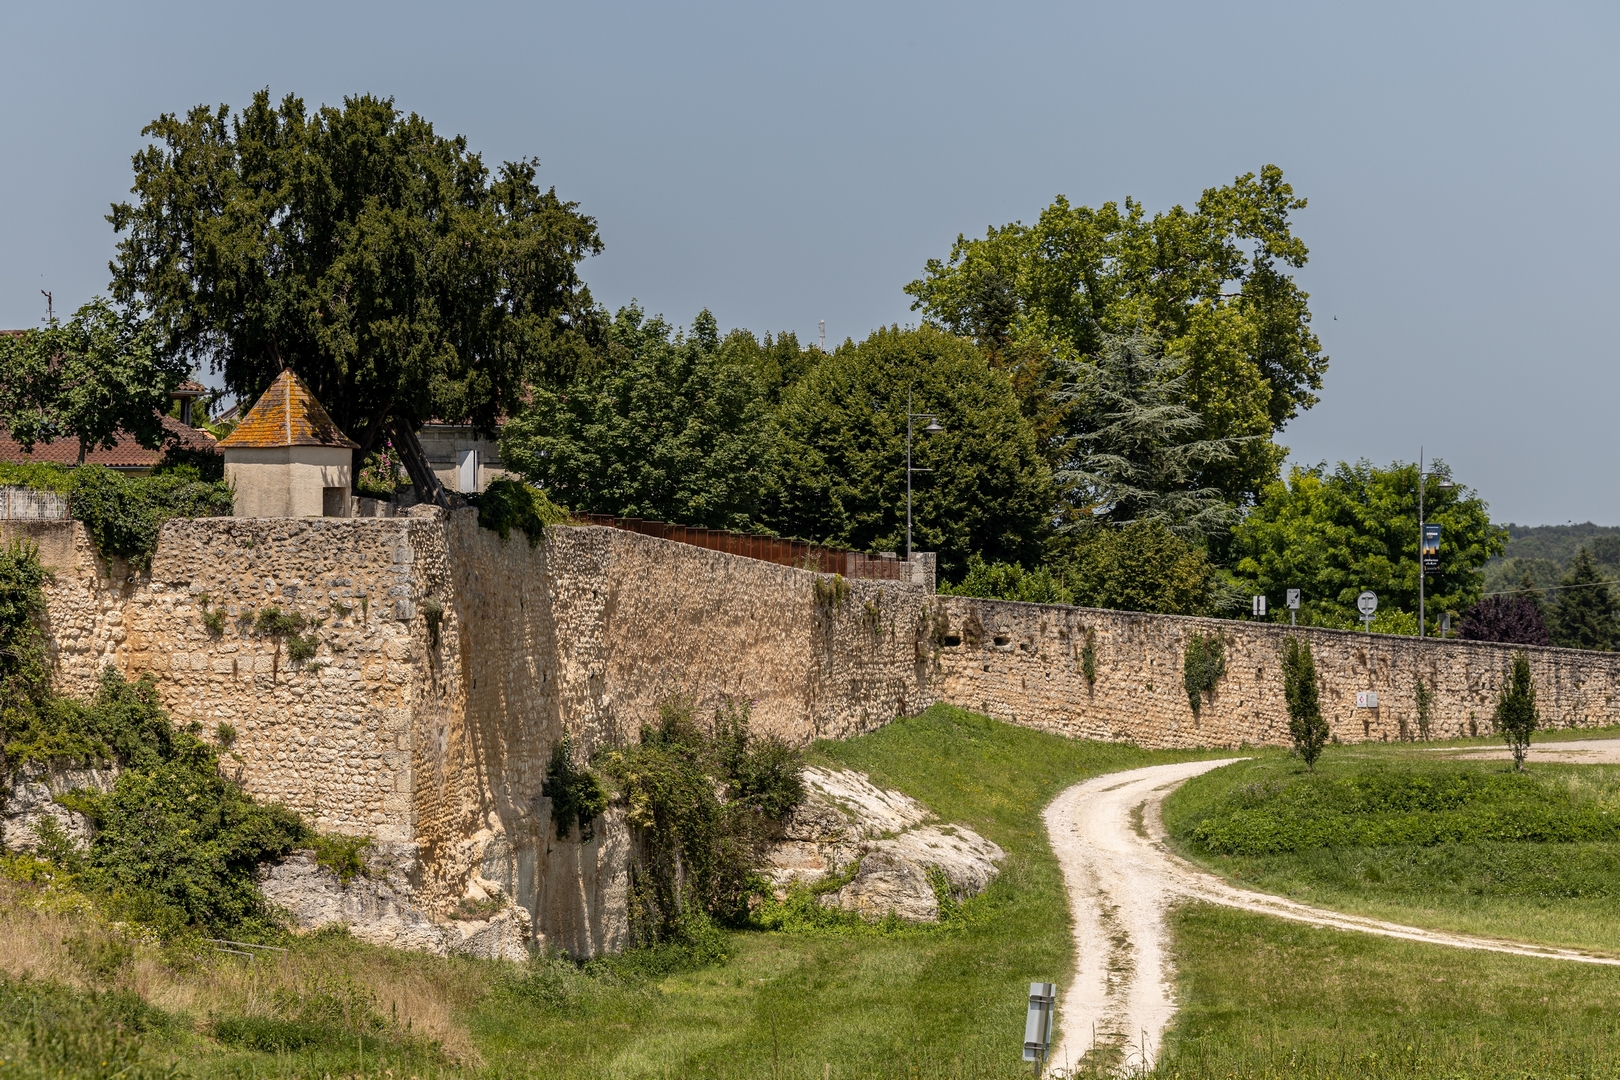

1281,635,1328,772
1494,650,1538,771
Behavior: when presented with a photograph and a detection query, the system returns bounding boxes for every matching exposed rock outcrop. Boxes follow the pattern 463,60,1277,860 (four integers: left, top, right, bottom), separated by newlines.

763,766,1003,922
1,765,118,853
260,847,531,962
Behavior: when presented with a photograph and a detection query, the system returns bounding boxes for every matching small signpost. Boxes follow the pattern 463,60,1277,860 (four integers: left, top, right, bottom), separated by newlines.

1287,589,1301,626
1357,590,1378,634
1252,595,1267,618
1441,611,1452,638
1024,982,1056,1074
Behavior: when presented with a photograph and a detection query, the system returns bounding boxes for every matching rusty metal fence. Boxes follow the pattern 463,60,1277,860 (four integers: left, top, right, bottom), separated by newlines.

575,514,904,580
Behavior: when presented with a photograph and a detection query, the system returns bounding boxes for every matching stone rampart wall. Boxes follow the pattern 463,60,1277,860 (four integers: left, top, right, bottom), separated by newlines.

28,513,936,956
934,596,1620,748
30,512,1620,957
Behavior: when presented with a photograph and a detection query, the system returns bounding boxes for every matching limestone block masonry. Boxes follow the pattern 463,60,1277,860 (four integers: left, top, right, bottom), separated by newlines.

934,596,1620,747
32,513,938,957
30,514,1620,958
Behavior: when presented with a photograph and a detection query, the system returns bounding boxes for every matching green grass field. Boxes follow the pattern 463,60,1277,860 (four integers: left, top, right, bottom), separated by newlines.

1158,903,1620,1079
0,705,1214,1079
10,712,1620,1078
466,707,1217,1079
1162,740,1620,953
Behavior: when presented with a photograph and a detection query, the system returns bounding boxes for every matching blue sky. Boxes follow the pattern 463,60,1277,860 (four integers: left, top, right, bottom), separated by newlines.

2,1,1616,525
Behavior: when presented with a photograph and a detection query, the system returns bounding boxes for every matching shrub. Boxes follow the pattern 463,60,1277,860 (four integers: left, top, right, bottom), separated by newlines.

1282,635,1329,772
467,478,568,546
69,465,233,569
1183,631,1226,718
1460,593,1551,646
543,734,608,842
596,696,804,942
0,539,51,715
940,555,1072,605
311,833,373,884
1414,678,1433,741
1080,628,1098,688
1495,650,1539,771
255,606,320,667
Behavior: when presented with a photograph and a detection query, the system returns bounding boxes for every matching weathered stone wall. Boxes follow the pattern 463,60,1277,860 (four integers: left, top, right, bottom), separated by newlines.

29,513,937,957
934,596,1620,748
33,510,1620,958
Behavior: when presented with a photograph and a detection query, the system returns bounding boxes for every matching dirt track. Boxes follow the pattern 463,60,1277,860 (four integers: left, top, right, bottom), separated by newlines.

1041,759,1620,1076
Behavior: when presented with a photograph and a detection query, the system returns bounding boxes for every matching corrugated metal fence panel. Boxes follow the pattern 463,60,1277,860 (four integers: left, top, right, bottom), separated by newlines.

575,511,914,580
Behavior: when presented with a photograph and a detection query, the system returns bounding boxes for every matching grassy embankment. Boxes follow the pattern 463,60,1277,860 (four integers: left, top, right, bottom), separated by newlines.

1154,734,1620,1078
1162,736,1620,952
13,709,1620,1079
0,705,1213,1079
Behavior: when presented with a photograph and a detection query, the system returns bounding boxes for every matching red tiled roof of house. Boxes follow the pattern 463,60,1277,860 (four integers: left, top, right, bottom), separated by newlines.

175,379,209,396
217,370,358,450
0,415,218,469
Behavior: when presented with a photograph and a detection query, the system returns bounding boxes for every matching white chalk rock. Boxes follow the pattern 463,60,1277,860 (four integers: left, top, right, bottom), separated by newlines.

763,766,1004,923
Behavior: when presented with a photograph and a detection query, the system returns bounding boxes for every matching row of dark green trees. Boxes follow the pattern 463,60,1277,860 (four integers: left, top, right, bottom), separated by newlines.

5,89,1605,644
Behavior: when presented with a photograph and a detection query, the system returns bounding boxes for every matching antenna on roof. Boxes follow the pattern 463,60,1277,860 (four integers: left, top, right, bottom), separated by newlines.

40,291,52,323
819,319,825,352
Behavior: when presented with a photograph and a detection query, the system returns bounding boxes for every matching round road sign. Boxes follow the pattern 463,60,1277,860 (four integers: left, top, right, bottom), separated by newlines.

1357,590,1378,618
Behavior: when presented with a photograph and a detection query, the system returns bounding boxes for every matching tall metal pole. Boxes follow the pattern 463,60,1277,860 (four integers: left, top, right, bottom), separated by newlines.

906,391,914,562
1418,447,1425,640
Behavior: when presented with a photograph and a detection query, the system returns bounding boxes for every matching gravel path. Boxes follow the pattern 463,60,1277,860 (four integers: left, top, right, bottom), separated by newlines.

1042,759,1620,1076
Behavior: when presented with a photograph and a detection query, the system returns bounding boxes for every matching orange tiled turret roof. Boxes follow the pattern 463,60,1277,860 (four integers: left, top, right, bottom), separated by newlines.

218,370,358,450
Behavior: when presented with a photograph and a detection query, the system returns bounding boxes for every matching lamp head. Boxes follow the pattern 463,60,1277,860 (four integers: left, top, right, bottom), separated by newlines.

924,419,944,434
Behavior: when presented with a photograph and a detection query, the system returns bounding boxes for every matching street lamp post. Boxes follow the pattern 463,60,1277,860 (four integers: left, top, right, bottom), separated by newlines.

906,391,943,561
1417,447,1455,640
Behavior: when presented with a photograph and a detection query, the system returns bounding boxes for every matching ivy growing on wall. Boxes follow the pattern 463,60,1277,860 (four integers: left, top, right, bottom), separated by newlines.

596,696,804,946
543,734,608,842
1183,631,1227,718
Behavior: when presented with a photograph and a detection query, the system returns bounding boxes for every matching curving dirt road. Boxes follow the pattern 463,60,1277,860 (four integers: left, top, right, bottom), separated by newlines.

1042,759,1620,1076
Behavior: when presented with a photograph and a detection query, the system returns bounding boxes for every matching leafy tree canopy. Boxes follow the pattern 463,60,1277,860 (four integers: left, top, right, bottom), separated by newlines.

1231,460,1506,632
1547,547,1619,651
107,89,604,463
906,166,1320,504
766,325,1053,580
1056,331,1249,538
0,298,188,463
931,522,1217,616
1460,590,1551,647
501,308,777,530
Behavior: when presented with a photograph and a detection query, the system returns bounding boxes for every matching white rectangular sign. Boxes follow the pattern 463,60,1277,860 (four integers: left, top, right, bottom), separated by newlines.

1355,690,1379,709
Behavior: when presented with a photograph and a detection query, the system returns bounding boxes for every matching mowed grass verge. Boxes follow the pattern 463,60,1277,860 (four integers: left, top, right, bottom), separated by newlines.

1158,903,1620,1080
1162,741,1620,953
469,706,1221,1079
0,705,1215,1079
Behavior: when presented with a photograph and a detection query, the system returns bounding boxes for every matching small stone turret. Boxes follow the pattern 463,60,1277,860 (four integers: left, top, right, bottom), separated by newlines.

218,370,359,517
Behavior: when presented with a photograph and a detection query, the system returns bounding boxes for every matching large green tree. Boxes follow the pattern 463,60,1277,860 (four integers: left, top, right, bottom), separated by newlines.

501,309,777,529
906,166,1321,504
1231,460,1506,632
766,326,1052,580
106,90,603,495
1056,331,1250,538
1547,547,1619,650
0,298,188,463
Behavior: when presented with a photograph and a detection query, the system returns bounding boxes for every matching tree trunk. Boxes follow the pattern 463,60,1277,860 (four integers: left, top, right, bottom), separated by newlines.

390,417,450,509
